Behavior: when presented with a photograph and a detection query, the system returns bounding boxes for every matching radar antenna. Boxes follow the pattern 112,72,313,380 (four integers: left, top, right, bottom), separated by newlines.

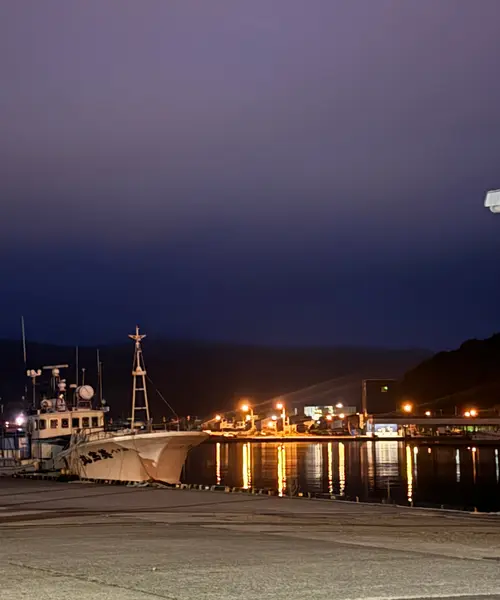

129,326,150,428
42,364,68,399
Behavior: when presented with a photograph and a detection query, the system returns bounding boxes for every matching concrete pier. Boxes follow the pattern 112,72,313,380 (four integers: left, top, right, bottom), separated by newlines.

0,478,499,599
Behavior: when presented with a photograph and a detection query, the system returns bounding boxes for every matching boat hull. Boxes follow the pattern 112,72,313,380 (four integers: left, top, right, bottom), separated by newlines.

60,431,208,483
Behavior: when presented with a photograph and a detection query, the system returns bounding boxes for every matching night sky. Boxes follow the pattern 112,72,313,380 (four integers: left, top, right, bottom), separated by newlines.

1,1,500,349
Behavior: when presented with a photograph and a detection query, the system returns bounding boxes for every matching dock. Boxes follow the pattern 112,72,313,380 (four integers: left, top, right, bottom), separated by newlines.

1,478,500,599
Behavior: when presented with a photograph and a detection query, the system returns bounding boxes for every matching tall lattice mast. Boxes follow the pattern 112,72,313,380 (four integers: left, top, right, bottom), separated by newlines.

129,326,150,427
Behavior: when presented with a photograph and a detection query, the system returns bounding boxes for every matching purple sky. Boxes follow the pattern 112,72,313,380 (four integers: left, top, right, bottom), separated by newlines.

1,1,500,349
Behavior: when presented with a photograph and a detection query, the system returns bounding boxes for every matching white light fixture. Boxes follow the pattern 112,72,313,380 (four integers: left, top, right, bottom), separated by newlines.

485,189,500,213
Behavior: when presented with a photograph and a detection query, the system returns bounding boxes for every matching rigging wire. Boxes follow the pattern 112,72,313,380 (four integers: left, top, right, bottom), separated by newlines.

146,375,179,421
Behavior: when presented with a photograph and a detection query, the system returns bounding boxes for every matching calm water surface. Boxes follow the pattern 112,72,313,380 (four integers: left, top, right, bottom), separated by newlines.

183,440,500,512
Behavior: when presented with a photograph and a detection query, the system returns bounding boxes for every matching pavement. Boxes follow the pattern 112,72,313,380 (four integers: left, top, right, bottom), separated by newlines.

1,479,500,600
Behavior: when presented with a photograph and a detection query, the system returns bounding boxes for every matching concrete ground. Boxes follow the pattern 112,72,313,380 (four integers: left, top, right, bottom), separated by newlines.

0,479,500,600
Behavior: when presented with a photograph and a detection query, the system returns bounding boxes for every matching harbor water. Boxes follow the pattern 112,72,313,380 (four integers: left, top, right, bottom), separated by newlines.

183,440,500,512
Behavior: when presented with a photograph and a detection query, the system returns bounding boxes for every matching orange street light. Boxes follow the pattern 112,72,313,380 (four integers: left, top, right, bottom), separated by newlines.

469,409,478,417
402,403,413,414
215,414,222,421
276,402,287,434
240,403,255,428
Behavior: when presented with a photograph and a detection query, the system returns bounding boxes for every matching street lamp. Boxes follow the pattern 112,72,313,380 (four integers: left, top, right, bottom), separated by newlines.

276,402,287,434
241,403,255,428
425,411,431,417
15,414,25,427
402,403,413,414
215,414,222,422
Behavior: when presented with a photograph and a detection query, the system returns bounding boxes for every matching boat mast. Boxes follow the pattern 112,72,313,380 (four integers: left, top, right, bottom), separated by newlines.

96,349,105,408
96,348,102,405
21,316,28,407
129,326,150,428
75,346,79,387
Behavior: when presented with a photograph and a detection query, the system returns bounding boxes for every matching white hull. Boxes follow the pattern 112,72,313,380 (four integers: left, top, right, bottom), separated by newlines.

60,430,208,483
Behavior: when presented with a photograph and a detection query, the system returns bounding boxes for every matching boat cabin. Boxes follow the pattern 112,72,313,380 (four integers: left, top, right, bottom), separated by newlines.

29,409,105,440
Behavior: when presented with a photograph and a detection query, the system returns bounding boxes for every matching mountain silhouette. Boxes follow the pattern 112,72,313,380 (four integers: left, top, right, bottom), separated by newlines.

0,338,429,420
397,333,500,412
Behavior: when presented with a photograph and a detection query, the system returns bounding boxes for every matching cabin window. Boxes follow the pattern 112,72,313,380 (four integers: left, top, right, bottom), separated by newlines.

91,416,99,428
39,419,46,430
82,417,90,428
72,417,80,428
61,419,69,429
50,419,58,429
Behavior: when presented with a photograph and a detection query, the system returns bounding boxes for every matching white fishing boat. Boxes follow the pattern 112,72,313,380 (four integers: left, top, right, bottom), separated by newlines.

27,327,208,483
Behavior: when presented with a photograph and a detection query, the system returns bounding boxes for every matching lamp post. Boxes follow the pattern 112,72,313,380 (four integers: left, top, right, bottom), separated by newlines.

276,402,287,434
401,403,413,438
241,403,254,429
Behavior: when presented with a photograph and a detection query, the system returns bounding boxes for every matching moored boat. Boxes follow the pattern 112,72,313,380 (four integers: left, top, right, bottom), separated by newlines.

28,327,208,483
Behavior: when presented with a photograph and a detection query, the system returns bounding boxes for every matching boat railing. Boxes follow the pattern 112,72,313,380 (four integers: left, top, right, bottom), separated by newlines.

70,426,146,446
71,428,112,445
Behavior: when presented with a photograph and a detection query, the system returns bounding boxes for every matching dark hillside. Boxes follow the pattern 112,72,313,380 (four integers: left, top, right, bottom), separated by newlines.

0,338,429,419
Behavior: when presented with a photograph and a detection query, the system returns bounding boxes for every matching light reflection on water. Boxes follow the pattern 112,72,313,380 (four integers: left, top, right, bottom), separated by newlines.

472,447,477,483
277,444,286,497
327,442,333,494
338,442,345,496
184,440,500,512
406,445,413,504
215,442,221,485
242,442,252,489
455,448,461,483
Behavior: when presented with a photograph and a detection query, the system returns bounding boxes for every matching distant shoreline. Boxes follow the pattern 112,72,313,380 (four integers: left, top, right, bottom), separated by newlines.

204,435,500,446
